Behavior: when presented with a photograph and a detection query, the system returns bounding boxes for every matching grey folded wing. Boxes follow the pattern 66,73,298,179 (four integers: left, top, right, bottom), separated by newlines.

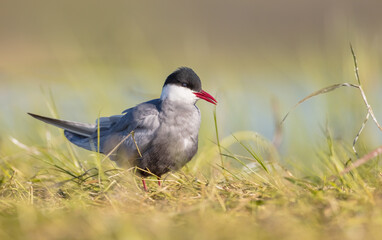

65,99,162,160
63,114,123,152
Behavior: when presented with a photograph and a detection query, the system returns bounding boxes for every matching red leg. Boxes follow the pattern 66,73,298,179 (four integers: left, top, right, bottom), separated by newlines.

157,177,161,187
142,178,148,191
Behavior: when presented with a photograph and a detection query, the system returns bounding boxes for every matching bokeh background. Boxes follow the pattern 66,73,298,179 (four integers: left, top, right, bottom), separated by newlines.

3,1,382,240
1,0,382,168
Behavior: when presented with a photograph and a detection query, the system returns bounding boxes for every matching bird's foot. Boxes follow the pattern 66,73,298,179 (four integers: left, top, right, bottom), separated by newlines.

141,178,148,191
157,177,162,187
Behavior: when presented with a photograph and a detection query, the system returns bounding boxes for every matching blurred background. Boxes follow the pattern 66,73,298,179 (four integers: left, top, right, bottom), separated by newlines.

1,0,382,165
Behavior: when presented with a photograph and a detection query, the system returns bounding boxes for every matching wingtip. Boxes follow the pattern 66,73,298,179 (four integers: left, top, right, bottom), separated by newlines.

27,112,51,122
27,112,39,119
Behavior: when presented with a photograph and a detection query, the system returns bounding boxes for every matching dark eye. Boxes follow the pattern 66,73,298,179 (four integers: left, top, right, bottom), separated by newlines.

182,83,188,87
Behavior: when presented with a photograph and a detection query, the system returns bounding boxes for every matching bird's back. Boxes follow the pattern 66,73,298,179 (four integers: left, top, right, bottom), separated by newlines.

65,99,162,159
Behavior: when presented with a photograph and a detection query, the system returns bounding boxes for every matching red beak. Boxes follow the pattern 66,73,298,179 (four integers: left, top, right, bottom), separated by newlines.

194,90,217,105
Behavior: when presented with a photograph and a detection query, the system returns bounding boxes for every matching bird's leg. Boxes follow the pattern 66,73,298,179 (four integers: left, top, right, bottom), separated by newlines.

141,178,148,191
157,177,161,187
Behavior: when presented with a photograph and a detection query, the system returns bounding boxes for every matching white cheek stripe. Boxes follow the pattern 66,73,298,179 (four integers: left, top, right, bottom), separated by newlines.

160,84,198,104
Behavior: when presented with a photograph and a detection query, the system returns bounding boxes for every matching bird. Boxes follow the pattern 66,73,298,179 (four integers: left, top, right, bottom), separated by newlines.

28,67,217,191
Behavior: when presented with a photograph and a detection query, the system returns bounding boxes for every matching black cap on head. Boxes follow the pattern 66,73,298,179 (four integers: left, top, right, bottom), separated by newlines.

163,67,202,92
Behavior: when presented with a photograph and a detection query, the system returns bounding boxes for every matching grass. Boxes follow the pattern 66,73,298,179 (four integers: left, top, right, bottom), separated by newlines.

2,130,382,240
2,100,382,240
2,44,382,239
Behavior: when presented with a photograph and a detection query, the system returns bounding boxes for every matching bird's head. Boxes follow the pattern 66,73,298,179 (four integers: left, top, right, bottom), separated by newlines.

160,67,217,105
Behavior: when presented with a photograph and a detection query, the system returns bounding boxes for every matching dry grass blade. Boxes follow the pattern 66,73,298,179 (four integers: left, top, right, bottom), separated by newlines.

131,131,143,158
213,108,224,168
281,83,359,123
349,46,382,153
341,145,382,175
280,44,382,155
101,131,134,163
353,111,370,156
9,137,40,155
358,86,382,132
350,43,361,85
97,114,102,186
